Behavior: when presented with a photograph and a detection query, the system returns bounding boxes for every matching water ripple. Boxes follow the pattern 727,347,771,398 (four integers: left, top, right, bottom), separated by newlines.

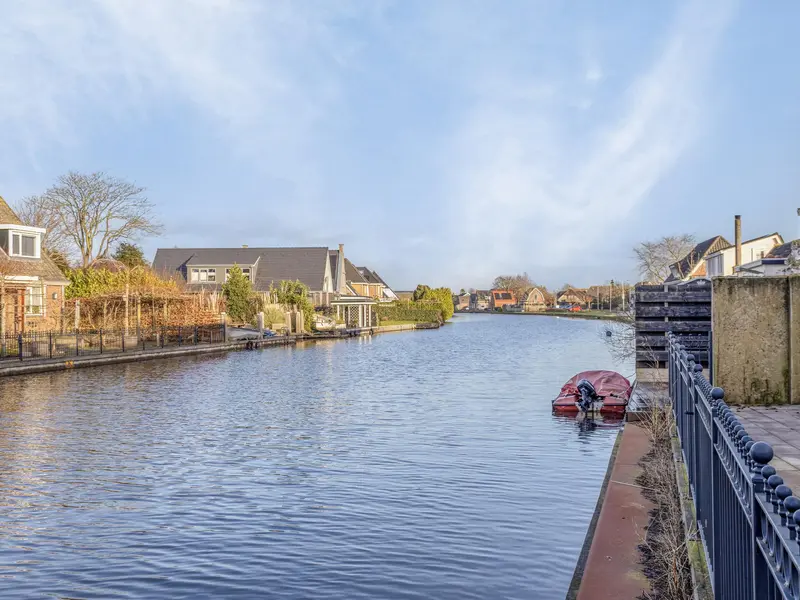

0,314,628,599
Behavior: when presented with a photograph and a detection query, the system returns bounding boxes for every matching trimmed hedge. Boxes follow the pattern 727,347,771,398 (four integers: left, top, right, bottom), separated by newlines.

376,301,442,323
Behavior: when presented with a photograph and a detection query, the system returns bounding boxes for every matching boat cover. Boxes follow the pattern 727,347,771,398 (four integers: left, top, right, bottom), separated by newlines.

557,370,632,402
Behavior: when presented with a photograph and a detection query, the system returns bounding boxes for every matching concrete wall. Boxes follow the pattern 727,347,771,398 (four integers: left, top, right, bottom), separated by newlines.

713,276,798,404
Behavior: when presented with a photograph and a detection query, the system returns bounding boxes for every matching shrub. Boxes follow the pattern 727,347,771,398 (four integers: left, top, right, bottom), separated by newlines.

273,280,315,331
222,264,253,323
376,301,442,323
408,284,454,321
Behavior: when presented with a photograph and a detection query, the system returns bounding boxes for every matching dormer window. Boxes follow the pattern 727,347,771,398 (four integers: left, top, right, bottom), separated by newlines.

12,232,37,257
0,225,44,259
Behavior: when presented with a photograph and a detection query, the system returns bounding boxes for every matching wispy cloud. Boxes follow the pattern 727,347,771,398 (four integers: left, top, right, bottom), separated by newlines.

0,0,740,289
439,0,737,284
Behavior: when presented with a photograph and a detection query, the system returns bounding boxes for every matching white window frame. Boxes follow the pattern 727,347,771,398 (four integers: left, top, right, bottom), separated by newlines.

25,286,44,316
190,268,217,283
224,267,251,282
9,231,40,258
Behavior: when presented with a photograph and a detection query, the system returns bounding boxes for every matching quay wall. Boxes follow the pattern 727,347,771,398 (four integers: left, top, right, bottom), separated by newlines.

0,323,440,378
712,276,799,404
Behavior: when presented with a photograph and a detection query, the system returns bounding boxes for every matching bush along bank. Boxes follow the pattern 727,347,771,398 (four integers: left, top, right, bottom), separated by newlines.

376,301,444,324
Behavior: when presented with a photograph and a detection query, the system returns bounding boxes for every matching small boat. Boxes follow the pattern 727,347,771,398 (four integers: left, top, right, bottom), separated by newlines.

552,370,632,416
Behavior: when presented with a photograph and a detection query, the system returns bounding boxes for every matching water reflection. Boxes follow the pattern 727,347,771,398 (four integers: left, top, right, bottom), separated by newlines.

0,314,630,599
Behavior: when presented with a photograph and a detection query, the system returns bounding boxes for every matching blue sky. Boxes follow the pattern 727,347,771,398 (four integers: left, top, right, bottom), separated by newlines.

1,0,797,290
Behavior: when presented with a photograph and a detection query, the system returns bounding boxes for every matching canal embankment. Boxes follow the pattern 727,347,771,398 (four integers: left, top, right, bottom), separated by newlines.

571,422,654,600
0,322,440,378
456,310,629,322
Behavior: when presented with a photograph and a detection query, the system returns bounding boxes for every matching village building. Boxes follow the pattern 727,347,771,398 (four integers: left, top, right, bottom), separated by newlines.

556,287,593,308
453,292,471,312
735,240,799,276
520,287,550,312
469,290,490,311
489,289,516,311
0,196,69,334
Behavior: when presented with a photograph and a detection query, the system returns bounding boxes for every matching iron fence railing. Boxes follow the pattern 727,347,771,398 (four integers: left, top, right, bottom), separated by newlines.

669,333,800,599
0,325,226,362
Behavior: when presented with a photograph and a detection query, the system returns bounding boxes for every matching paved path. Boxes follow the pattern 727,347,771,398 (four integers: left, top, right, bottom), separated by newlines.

576,423,653,600
733,406,800,491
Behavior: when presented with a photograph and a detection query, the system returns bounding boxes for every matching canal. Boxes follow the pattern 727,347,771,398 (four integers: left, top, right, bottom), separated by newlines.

0,314,631,599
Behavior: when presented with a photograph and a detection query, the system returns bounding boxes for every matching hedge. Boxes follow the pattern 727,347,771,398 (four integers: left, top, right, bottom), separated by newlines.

376,301,442,323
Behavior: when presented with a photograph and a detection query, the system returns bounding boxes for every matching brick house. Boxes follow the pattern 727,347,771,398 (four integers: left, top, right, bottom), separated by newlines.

0,196,69,334
489,289,516,311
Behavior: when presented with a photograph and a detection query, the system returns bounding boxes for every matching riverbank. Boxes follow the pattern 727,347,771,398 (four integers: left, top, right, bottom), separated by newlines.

0,322,440,378
572,422,654,600
456,310,628,322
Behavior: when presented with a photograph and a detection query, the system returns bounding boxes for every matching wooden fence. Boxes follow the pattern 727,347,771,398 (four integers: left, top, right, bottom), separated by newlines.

634,280,712,373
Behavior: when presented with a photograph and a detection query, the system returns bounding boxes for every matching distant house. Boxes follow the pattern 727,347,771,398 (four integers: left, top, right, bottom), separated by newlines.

520,287,549,312
454,292,471,312
469,290,490,311
664,236,731,283
395,290,414,302
735,240,799,276
0,196,69,334
557,287,592,308
705,233,783,277
489,289,516,311
352,264,398,301
153,246,336,304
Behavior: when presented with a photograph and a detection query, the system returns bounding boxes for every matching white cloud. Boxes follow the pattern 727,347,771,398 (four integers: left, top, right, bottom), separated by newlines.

440,0,737,284
585,66,604,83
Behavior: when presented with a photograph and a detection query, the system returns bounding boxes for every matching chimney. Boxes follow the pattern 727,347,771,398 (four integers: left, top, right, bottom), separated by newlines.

338,244,346,294
734,215,742,267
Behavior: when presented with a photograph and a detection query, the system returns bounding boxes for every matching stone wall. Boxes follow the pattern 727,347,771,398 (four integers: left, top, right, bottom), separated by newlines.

712,276,798,404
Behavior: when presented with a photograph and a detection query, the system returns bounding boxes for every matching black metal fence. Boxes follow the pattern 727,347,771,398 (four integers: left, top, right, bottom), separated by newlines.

0,325,226,362
669,333,800,599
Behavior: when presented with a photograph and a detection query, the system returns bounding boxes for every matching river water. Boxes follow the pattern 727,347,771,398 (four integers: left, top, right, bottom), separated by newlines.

0,314,631,599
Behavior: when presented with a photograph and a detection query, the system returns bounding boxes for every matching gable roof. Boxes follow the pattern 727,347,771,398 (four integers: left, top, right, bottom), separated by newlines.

705,232,784,258
665,236,731,282
344,258,366,283
766,240,798,259
0,197,68,283
152,247,330,291
0,196,23,226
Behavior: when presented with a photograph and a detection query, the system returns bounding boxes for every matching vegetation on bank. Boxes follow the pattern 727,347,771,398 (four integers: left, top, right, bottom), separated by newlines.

66,264,178,299
376,300,443,324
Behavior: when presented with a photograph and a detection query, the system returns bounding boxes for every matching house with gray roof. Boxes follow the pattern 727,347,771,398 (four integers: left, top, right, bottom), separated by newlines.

152,246,336,302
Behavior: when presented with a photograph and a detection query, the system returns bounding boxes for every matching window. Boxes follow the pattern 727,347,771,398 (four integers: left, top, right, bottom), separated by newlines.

224,267,251,281
10,232,38,258
190,268,216,282
25,287,44,315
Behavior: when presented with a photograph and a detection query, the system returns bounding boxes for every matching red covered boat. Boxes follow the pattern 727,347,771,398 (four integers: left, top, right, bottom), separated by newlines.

552,370,632,416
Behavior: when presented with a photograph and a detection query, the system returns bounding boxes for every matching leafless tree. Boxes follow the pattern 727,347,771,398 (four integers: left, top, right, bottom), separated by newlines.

492,272,535,302
633,235,696,283
14,194,73,260
26,172,162,267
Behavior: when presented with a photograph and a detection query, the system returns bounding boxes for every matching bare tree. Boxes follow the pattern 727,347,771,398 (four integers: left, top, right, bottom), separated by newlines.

492,272,535,301
633,235,696,283
28,172,162,267
14,194,73,259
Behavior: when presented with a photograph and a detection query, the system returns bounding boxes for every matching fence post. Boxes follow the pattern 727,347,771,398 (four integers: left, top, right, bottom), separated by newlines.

49,331,53,359
194,326,199,345
750,441,774,598
76,331,80,357
178,326,183,347
18,333,23,361
121,329,125,353
100,329,104,354
161,326,166,348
